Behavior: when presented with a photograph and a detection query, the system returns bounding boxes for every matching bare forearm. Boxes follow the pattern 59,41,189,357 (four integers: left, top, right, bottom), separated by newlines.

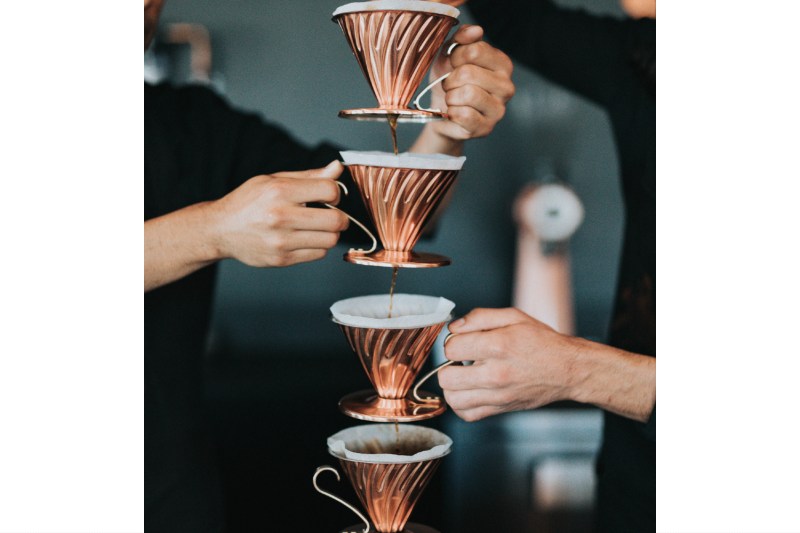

569,338,656,422
144,202,222,292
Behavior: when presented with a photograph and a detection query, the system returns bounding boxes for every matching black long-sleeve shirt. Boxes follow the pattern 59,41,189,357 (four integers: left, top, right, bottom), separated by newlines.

466,1,656,531
144,82,367,532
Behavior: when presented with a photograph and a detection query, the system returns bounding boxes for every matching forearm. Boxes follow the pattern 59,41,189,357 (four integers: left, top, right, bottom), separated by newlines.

569,338,656,423
144,202,222,292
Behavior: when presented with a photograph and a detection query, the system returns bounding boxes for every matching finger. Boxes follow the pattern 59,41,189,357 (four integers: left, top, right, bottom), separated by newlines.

444,65,515,103
437,364,486,391
269,177,342,205
450,24,484,46
444,105,485,134
444,388,511,411
444,328,514,362
451,405,505,423
280,248,328,266
448,307,530,334
449,39,514,77
272,160,344,180
285,230,341,251
445,84,506,122
278,206,350,232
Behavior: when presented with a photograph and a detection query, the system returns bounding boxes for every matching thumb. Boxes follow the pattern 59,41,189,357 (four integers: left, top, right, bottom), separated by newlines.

273,160,344,180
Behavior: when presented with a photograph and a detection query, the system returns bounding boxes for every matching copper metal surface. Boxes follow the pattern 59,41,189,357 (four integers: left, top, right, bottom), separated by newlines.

336,319,447,422
338,108,445,123
334,6,457,122
339,390,445,422
344,249,450,268
345,164,459,268
338,457,444,533
339,321,446,398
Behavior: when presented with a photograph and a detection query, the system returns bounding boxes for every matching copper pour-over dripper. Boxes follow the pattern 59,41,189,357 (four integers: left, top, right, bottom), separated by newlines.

314,424,452,533
331,294,454,422
340,151,465,269
333,1,460,123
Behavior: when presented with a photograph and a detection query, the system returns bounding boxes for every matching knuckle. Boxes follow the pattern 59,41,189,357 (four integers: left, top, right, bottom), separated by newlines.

462,83,481,102
266,206,287,227
503,80,516,101
272,254,291,268
464,43,482,63
448,106,469,122
461,410,480,423
270,233,290,252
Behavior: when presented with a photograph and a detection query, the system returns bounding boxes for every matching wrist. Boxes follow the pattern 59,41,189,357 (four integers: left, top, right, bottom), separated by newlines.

568,339,656,422
198,200,228,262
411,123,464,156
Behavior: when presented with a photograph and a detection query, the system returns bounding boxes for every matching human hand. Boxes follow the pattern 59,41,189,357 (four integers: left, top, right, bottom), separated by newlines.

427,24,515,141
439,307,583,422
209,161,350,268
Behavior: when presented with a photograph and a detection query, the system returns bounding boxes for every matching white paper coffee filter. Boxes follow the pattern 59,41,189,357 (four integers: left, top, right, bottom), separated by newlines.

331,294,454,328
340,151,466,171
328,424,452,464
333,1,460,19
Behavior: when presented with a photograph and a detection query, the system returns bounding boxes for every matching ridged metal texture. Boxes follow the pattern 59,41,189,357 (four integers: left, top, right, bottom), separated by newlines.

335,9,456,108
347,165,459,252
339,457,442,533
339,322,446,399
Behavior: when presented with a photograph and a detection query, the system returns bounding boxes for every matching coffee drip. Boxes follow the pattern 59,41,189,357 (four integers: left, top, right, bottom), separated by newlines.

387,266,399,318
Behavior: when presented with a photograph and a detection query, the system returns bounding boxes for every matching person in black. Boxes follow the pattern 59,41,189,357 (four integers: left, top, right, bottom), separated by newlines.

435,0,656,531
143,0,515,530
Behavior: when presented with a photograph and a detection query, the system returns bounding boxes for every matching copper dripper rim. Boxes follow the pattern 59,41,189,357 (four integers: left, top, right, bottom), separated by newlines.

327,423,453,464
338,108,447,123
332,315,453,330
330,294,455,329
338,390,447,423
340,150,466,171
344,249,451,269
332,0,460,19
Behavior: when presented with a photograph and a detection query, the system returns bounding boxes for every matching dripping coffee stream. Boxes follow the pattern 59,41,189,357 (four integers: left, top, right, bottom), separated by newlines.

388,113,399,155
387,266,399,318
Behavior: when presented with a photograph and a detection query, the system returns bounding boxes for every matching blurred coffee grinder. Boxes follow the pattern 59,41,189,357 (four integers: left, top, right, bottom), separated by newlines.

512,165,584,335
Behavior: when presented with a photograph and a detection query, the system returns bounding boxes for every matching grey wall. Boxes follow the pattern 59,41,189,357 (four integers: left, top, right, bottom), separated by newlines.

157,0,626,356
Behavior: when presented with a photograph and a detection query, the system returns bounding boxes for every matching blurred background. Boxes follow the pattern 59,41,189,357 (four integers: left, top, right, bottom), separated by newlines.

145,0,627,531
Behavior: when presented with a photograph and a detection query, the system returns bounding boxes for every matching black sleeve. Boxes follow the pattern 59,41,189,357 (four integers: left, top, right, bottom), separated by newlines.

466,0,636,108
641,403,655,441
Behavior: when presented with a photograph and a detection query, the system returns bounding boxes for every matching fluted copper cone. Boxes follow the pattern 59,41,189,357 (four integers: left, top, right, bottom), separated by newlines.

347,165,459,252
339,457,442,533
334,6,457,110
339,322,446,399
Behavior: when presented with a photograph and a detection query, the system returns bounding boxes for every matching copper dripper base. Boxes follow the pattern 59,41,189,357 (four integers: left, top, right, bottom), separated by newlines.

344,249,451,269
340,523,440,533
339,390,445,422
338,108,446,123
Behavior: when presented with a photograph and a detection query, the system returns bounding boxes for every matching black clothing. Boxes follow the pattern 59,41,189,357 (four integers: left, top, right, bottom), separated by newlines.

144,82,363,532
466,1,656,531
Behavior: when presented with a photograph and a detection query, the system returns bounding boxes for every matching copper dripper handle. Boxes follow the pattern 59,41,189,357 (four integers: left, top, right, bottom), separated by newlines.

326,181,378,254
412,43,459,113
412,332,473,403
313,466,372,533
